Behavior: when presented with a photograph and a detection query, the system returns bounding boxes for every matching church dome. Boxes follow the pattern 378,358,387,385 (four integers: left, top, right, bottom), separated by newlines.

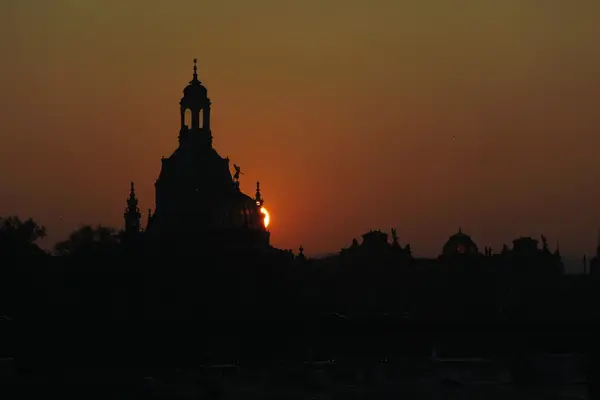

214,192,266,231
442,228,479,256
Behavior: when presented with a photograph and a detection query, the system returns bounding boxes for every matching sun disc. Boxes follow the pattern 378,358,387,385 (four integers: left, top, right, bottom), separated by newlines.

260,207,270,228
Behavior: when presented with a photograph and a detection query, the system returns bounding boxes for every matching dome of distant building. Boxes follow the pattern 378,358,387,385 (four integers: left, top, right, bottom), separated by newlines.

512,237,539,253
442,228,479,257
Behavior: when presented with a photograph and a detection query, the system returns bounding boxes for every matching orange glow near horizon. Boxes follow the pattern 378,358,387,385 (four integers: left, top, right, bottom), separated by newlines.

1,1,600,263
261,207,270,228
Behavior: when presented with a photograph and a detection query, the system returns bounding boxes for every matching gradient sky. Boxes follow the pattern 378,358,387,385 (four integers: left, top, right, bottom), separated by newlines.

1,0,599,262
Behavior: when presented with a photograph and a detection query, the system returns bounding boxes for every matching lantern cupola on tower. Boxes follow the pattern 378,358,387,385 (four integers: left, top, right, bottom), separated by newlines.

179,58,212,145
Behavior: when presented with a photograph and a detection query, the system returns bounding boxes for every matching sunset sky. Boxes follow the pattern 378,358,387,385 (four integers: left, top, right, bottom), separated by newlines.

1,1,599,261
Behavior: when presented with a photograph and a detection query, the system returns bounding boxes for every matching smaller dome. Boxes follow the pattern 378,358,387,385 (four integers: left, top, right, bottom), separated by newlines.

361,230,388,244
213,192,266,231
183,79,208,100
512,237,539,253
181,59,209,105
442,228,479,256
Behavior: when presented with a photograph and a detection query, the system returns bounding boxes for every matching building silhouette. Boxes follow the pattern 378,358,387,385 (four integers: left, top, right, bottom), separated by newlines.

441,228,479,258
124,60,270,253
117,60,572,271
337,227,563,277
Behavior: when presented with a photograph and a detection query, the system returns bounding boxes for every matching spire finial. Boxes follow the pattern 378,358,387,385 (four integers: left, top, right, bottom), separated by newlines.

255,181,264,206
127,182,138,209
193,58,198,81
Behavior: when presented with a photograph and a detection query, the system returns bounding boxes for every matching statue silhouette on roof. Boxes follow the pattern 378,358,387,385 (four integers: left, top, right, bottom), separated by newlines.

233,164,243,181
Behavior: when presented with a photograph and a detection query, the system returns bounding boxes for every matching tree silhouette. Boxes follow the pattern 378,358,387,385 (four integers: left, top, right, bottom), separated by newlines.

0,216,47,256
54,224,121,257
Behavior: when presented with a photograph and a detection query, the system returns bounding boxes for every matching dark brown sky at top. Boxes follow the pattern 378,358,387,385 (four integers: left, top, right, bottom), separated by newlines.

0,0,599,260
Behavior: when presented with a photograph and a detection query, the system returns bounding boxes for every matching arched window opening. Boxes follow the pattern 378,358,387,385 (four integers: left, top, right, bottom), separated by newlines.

198,109,204,129
184,109,192,128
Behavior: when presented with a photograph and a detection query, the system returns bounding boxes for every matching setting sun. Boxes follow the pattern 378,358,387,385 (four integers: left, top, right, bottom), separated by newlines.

261,207,270,228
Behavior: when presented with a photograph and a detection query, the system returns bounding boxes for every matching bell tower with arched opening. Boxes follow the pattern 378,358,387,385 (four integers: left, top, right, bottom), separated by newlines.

179,58,212,146
146,59,271,251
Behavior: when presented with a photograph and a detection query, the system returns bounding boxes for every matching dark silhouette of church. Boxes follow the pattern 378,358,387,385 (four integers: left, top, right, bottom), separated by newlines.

122,60,271,253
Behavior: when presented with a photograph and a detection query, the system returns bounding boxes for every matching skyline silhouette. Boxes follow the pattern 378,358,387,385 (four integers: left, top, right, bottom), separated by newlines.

1,1,600,263
2,3,599,396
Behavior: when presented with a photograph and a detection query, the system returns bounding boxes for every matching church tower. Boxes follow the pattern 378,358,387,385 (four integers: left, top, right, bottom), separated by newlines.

146,60,271,251
124,182,141,234
179,58,212,146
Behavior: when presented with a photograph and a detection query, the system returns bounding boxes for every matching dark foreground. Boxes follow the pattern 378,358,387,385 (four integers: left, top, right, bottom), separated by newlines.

2,319,597,399
1,358,591,400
